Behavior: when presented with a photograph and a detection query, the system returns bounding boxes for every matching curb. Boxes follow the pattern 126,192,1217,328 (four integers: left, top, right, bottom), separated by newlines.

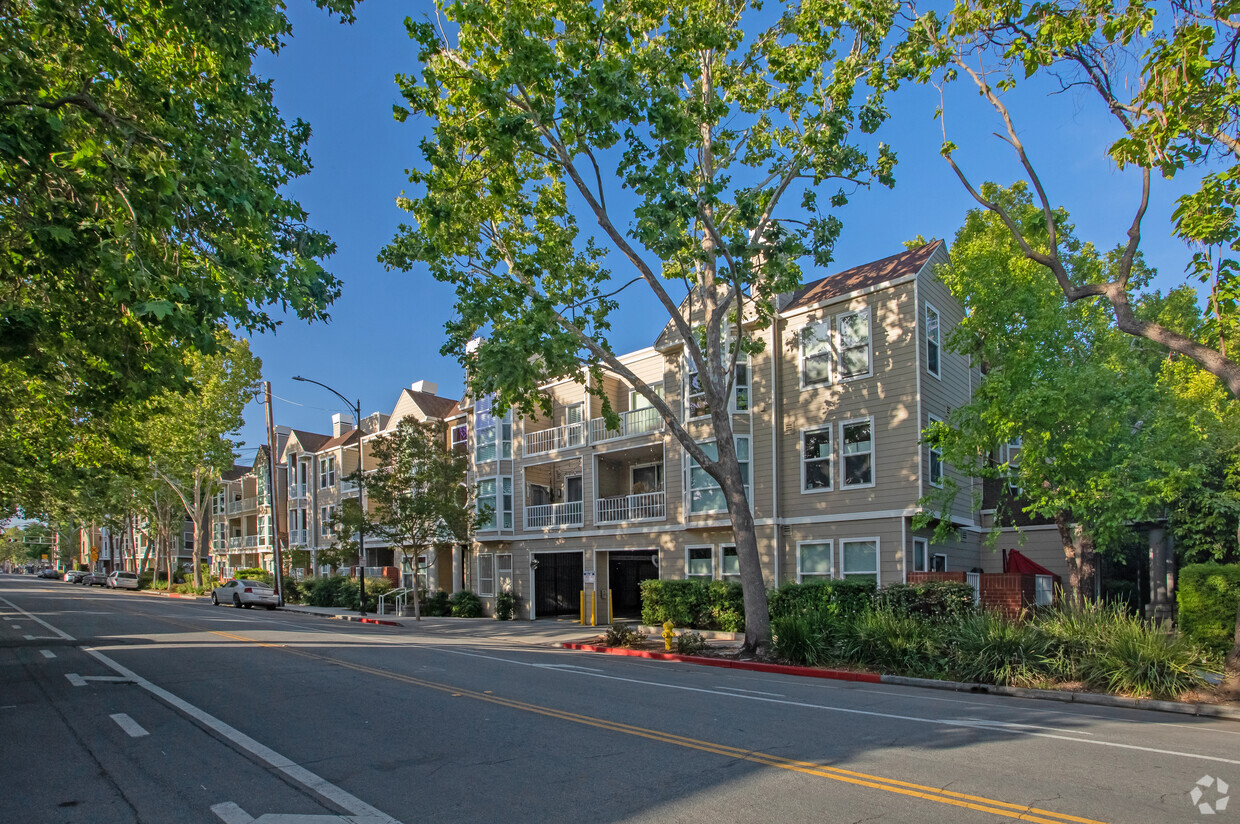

278,606,403,627
136,590,205,600
557,643,880,683
558,643,1240,721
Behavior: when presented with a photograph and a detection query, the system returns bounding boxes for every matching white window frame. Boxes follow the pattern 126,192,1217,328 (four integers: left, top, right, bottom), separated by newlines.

686,436,750,514
451,423,468,448
1005,438,1022,495
912,538,929,573
319,455,335,489
629,383,664,410
686,545,714,578
720,545,739,578
500,476,513,529
497,553,513,593
927,414,944,489
478,553,495,597
476,478,498,531
800,317,833,389
840,417,875,489
836,307,872,381
685,356,709,420
925,302,941,380
475,396,498,463
840,537,880,584
932,553,948,572
630,461,664,493
801,425,834,493
319,505,335,537
731,352,750,413
796,540,834,582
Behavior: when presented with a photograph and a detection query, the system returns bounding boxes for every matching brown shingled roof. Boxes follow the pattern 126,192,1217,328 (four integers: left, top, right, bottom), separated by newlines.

221,465,249,482
782,240,944,313
289,429,331,452
319,429,360,452
402,389,459,420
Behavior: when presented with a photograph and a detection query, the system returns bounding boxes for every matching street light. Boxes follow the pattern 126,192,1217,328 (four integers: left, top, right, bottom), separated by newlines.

292,375,368,616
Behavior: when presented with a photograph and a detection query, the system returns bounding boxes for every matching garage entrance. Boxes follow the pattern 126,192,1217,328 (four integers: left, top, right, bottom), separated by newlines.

607,551,659,619
533,551,583,618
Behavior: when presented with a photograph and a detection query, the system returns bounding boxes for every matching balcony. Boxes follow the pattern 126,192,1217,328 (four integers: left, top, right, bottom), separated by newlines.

243,535,260,549
227,499,256,515
340,480,359,496
595,491,666,524
227,537,243,550
590,407,663,445
289,529,308,546
523,422,585,457
288,483,308,500
524,501,583,529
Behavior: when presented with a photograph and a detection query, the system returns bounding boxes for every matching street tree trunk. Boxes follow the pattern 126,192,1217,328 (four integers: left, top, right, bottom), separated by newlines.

1055,514,1096,607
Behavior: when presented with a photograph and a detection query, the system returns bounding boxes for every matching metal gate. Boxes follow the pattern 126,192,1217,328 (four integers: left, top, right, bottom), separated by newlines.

534,552,583,617
607,552,658,619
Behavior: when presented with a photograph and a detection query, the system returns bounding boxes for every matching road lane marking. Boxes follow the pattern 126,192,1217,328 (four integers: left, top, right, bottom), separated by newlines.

66,674,131,686
110,713,149,738
0,596,75,640
211,801,395,823
10,623,21,629
210,803,254,824
66,673,86,687
77,647,402,824
716,686,784,697
39,650,54,659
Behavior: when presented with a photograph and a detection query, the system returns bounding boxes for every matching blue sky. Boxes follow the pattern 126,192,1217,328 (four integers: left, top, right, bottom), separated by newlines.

234,0,1205,460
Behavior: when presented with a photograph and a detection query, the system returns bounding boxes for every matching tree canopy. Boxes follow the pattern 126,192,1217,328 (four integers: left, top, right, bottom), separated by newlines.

0,0,355,513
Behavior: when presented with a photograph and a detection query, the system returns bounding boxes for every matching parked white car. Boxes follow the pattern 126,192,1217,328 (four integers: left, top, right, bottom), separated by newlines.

211,579,278,609
107,571,139,590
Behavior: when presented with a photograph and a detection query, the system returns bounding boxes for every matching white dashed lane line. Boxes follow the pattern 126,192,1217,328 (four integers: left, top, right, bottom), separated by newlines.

39,649,54,659
110,713,149,738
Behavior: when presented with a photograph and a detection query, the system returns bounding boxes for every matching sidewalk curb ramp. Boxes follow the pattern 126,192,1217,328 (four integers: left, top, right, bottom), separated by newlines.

558,642,1240,721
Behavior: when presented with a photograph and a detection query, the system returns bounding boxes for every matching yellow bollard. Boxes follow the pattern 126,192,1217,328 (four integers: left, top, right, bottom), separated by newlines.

580,591,585,625
590,589,597,626
662,619,675,651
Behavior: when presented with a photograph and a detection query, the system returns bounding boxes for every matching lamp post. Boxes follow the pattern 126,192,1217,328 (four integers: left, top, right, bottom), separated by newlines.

292,376,368,616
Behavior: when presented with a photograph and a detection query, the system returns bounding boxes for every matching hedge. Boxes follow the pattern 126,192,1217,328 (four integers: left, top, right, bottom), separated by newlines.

1178,563,1240,657
639,579,745,632
767,579,876,620
874,581,976,620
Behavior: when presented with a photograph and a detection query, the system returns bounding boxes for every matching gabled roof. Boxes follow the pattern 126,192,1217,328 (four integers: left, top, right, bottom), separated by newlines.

319,429,360,452
221,464,249,482
781,240,944,314
402,388,459,420
289,429,331,453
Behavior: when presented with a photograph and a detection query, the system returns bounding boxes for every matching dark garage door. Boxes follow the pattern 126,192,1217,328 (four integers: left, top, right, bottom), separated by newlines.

608,551,658,619
534,552,583,618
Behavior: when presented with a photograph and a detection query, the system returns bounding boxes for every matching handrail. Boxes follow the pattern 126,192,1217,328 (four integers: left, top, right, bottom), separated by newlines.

379,587,412,616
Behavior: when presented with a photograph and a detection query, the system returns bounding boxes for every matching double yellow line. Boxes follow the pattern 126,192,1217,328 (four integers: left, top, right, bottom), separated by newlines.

212,628,1109,824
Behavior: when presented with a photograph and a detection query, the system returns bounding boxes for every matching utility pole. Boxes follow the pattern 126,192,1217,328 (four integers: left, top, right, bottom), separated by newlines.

264,381,286,606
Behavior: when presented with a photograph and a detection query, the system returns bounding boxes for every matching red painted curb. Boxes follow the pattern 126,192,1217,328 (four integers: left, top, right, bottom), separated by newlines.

559,643,882,683
330,615,402,627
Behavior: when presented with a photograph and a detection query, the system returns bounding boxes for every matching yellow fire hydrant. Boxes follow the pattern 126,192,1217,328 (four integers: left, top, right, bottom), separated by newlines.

662,619,675,651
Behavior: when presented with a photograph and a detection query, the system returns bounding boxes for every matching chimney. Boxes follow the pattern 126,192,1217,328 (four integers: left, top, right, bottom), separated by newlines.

411,380,438,395
331,413,353,437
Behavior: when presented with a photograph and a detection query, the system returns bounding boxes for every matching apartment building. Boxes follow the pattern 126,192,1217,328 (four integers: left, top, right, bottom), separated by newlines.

210,438,288,577
282,380,462,583
456,240,1069,620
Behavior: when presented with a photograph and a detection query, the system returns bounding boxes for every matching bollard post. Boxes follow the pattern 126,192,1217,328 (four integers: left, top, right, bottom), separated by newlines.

590,590,597,626
580,591,585,625
607,589,613,625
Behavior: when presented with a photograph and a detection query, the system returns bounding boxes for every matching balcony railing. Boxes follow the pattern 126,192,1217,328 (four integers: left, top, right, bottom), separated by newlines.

243,535,260,549
288,483,308,500
289,529,308,546
522,422,586,457
227,537,243,550
590,406,663,444
340,480,359,496
524,500,583,529
595,491,666,524
227,499,257,515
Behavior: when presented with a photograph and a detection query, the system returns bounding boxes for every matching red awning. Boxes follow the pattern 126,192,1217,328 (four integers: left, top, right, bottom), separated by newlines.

1005,549,1056,576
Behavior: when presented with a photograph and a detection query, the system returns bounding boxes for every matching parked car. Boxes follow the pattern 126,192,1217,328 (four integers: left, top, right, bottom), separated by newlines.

37,568,60,579
83,571,108,586
211,578,278,609
107,571,139,590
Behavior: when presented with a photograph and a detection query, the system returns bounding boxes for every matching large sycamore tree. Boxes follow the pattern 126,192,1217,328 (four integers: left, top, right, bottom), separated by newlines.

383,0,898,652
0,0,355,514
900,0,1240,692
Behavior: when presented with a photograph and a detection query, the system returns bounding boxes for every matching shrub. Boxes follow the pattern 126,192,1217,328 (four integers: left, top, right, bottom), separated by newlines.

877,582,976,621
495,591,520,621
675,631,708,655
234,567,271,584
450,590,483,618
835,606,947,677
767,579,876,621
772,613,829,666
422,590,452,617
950,612,1058,686
358,578,394,613
1178,563,1240,657
1079,617,1213,699
304,575,352,608
604,623,646,648
280,578,302,604
639,579,744,630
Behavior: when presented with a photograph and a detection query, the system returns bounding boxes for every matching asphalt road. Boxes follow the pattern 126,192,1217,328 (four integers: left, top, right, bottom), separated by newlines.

2,575,1236,824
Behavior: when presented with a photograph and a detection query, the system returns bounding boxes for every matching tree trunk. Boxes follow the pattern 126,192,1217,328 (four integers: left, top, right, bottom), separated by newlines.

1055,513,1097,607
713,430,770,656
191,503,205,588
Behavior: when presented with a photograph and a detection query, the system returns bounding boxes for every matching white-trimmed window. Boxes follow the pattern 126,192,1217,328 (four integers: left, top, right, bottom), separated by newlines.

721,545,739,578
800,318,832,387
497,553,513,593
927,415,944,488
733,356,750,412
478,553,495,597
451,424,467,449
685,359,709,419
841,419,873,487
319,505,335,536
687,546,714,578
629,383,664,409
926,303,941,378
319,456,335,489
687,437,750,514
475,396,511,463
932,553,947,572
912,538,929,573
802,426,833,492
797,541,833,582
841,538,878,583
837,308,871,380
1005,438,1022,495
476,477,513,531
